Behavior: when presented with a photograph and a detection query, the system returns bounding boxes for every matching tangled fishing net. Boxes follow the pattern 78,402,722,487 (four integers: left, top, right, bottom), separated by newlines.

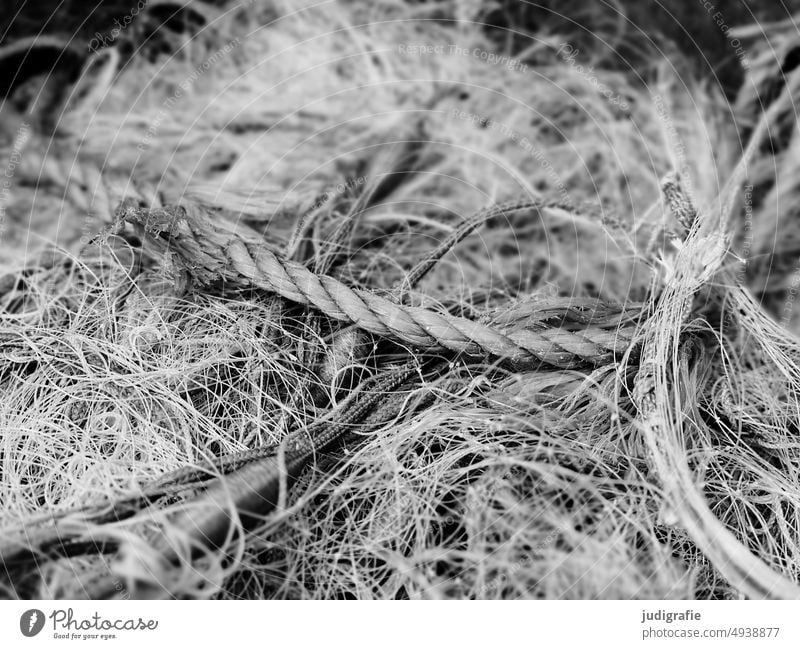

2,0,800,599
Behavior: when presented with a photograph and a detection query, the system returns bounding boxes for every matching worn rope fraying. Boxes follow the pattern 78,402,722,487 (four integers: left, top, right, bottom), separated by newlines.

0,194,642,597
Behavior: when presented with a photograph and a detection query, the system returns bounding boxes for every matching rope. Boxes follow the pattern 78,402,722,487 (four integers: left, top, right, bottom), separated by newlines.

401,197,543,295
120,204,638,369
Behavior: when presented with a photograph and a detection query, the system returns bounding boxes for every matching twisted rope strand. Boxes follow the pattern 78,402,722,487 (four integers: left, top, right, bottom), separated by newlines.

124,206,636,369
400,197,545,294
